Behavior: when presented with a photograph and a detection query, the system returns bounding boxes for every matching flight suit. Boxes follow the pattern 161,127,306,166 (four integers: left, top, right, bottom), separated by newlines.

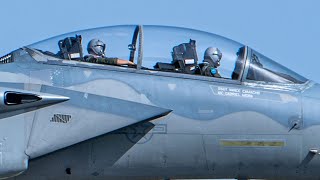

84,55,118,65
199,62,221,78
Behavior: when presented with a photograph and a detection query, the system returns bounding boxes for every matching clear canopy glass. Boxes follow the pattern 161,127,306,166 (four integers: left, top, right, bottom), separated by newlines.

27,25,307,84
142,26,246,79
29,25,136,61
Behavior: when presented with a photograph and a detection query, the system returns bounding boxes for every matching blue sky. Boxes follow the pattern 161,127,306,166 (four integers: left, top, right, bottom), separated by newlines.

1,0,320,82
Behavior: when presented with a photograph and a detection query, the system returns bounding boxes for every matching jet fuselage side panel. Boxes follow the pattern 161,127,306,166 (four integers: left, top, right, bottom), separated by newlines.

1,49,320,179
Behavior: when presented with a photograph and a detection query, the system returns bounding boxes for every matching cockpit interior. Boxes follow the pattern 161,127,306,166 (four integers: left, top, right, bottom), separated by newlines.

26,25,307,84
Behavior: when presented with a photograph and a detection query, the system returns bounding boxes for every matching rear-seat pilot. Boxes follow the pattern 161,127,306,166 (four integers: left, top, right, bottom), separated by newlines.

84,39,135,66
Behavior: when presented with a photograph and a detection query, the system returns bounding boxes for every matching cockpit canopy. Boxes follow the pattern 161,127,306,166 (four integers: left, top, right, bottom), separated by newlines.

27,25,307,84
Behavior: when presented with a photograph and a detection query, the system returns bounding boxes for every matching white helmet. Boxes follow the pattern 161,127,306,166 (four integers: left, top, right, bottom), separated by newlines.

204,47,222,67
87,39,106,56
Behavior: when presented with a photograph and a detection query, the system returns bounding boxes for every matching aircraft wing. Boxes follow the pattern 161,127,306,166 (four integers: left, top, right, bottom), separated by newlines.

25,85,172,158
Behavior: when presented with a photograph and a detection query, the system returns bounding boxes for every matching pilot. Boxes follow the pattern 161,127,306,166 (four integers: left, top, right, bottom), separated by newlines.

198,47,222,78
84,39,135,66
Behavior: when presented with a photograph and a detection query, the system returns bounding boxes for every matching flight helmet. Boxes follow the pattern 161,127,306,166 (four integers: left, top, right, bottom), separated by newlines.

87,39,106,56
204,47,222,67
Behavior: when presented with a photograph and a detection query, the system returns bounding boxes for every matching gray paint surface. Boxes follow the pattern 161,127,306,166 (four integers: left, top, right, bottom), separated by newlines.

0,25,319,180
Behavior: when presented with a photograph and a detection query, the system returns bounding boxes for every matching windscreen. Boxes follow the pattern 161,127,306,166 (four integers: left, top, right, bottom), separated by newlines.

246,49,307,84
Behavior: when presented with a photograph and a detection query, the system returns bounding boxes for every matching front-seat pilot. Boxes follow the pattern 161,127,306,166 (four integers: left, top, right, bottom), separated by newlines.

84,39,135,66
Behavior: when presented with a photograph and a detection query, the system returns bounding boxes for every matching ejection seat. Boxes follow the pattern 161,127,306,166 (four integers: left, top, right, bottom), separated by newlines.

154,39,199,74
57,35,84,60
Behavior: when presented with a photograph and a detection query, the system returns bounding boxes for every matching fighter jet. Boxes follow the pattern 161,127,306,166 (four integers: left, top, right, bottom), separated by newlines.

0,25,319,180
